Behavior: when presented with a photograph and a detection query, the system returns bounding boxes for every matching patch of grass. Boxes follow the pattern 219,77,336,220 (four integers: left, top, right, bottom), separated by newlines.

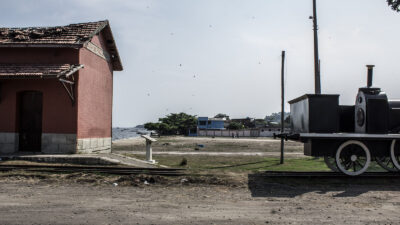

127,153,387,173
126,154,331,172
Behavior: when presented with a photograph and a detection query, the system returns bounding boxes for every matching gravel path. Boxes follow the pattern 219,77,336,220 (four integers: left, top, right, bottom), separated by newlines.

0,180,399,224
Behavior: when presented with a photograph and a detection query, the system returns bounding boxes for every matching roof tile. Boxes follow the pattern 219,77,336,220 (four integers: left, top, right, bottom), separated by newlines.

0,20,122,71
0,21,107,46
0,64,83,78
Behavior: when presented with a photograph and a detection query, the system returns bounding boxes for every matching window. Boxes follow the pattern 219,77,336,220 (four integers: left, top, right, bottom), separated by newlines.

199,121,206,126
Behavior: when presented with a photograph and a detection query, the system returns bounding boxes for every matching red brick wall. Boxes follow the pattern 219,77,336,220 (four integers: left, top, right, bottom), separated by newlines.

90,33,107,49
0,48,79,64
0,48,79,133
76,34,113,139
0,79,77,133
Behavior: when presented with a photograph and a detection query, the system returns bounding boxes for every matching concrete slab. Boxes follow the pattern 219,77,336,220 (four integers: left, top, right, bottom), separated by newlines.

103,153,163,168
0,153,158,168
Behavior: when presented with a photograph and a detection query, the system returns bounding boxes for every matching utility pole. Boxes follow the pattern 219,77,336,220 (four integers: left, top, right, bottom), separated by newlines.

311,0,321,94
280,51,285,165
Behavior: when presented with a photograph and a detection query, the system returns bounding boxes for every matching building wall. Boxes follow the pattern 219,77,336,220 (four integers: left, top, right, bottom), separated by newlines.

0,42,114,154
197,128,290,137
76,34,113,153
0,79,77,153
197,117,225,130
0,48,79,154
0,48,79,64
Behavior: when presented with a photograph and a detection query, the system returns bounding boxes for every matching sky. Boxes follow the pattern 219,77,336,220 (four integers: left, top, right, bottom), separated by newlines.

1,0,400,127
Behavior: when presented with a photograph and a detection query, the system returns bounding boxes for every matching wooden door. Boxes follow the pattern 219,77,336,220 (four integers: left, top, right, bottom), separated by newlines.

18,91,43,152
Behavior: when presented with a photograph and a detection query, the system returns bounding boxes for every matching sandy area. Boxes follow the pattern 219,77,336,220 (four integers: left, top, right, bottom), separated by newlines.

0,174,399,225
112,136,304,153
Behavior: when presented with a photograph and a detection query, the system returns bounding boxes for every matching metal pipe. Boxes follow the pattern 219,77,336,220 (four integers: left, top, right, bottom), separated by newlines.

367,65,374,87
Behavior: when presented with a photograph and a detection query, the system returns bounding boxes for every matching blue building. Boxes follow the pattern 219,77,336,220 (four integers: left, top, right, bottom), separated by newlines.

197,117,225,130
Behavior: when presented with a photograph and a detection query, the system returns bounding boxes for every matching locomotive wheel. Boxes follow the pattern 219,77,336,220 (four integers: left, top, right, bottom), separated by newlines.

335,140,371,176
375,156,398,172
324,156,339,172
390,140,400,170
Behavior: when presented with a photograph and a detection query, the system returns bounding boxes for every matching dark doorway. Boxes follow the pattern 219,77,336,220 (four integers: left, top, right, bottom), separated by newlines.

18,91,43,152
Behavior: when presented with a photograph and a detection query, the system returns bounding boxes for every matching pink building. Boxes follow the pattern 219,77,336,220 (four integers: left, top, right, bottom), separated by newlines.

0,20,122,154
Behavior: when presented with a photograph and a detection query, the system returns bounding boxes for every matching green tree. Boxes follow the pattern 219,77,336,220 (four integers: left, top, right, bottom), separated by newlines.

214,113,229,119
144,113,197,135
227,122,244,130
144,122,159,131
388,0,400,11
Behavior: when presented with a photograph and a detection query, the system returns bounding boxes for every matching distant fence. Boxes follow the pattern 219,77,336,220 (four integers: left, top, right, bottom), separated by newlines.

197,128,291,137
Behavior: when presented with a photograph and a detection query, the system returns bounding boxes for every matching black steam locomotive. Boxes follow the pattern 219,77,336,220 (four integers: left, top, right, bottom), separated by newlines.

283,65,400,175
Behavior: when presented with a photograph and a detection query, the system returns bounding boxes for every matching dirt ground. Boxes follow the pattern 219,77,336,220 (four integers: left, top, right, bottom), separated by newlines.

112,136,303,153
0,172,399,225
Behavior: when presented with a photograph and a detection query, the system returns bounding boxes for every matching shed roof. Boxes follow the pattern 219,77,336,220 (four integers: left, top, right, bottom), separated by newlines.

0,20,122,71
0,64,83,78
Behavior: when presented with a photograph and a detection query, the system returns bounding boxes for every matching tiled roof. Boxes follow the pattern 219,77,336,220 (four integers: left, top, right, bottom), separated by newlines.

0,64,83,78
0,20,122,71
0,21,107,46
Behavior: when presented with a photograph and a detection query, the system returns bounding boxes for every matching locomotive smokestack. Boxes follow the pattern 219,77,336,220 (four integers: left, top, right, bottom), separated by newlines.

367,65,375,88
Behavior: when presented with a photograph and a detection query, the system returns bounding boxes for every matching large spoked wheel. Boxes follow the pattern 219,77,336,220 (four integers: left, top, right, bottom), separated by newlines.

335,140,371,176
390,140,400,170
375,156,398,172
324,156,339,172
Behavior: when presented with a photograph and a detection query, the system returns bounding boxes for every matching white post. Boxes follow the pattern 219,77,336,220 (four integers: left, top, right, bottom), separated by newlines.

145,140,155,163
141,135,156,164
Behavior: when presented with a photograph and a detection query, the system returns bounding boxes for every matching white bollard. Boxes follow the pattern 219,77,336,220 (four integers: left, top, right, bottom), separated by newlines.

141,135,157,164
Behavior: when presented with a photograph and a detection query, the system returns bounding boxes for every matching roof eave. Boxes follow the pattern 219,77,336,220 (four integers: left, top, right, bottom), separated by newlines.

100,21,123,71
0,75,59,79
0,43,83,48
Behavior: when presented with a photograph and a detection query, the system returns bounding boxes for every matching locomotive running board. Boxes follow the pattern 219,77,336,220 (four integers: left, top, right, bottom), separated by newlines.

299,133,400,140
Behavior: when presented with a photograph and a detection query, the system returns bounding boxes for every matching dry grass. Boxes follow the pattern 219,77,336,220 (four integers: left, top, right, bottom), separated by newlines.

112,136,303,153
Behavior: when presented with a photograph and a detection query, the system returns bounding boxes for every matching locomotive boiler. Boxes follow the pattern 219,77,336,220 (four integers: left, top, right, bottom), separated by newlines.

284,65,400,176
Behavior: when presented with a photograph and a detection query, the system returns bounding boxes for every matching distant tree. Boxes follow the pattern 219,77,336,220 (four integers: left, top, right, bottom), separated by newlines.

388,0,400,11
227,122,244,130
214,113,229,119
144,122,159,131
157,123,177,135
144,113,197,135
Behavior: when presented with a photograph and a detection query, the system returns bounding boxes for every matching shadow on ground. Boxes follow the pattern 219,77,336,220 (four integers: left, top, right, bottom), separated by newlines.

248,173,400,198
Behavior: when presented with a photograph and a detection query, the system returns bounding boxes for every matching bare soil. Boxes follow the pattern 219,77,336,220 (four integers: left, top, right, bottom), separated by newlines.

0,172,399,225
112,136,303,153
